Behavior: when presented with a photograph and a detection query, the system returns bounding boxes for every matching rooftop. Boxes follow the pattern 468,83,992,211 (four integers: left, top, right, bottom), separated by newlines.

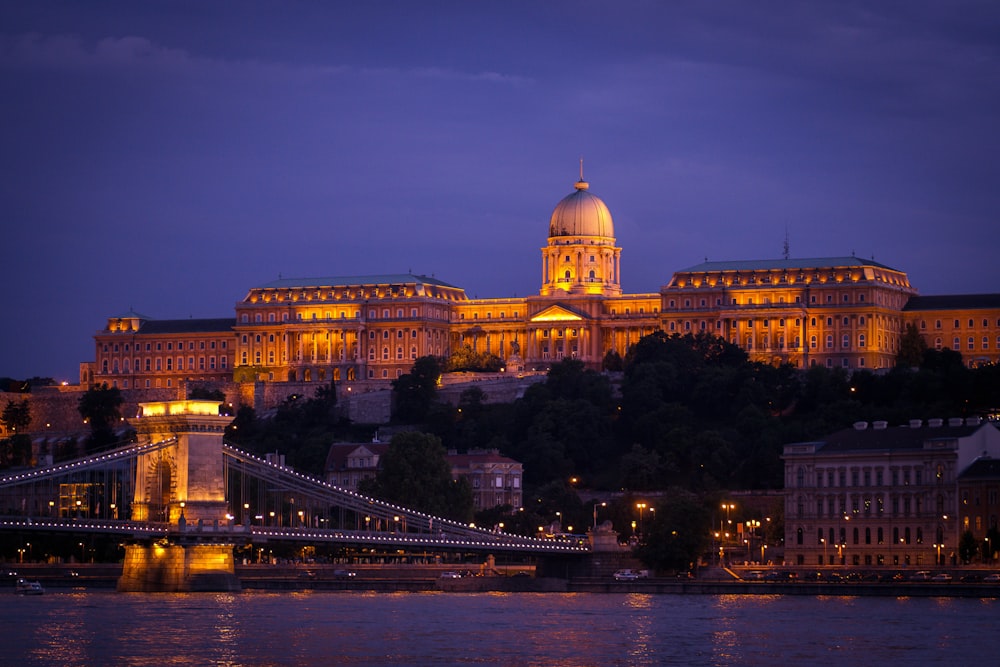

254,273,461,290
676,256,902,274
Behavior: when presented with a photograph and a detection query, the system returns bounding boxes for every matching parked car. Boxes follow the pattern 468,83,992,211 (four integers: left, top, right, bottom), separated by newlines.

909,571,933,581
960,573,982,583
743,571,765,580
439,571,462,579
613,569,641,581
983,573,1000,583
931,573,953,582
333,569,356,578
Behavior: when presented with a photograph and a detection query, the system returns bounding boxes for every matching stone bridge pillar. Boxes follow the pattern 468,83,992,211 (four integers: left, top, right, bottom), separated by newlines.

129,399,232,526
118,399,240,592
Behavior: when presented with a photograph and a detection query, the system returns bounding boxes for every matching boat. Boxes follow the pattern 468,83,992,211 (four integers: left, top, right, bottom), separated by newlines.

15,578,44,595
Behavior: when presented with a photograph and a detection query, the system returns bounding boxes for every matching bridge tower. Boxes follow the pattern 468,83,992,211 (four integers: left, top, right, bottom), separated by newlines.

118,399,241,592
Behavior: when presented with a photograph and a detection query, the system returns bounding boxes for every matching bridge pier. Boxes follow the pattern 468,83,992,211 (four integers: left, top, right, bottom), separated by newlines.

118,537,241,592
118,399,240,592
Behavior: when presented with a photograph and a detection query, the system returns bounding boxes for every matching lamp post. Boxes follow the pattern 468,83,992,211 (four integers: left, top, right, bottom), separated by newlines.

821,537,827,564
592,501,606,530
747,520,761,563
721,503,735,553
636,503,647,537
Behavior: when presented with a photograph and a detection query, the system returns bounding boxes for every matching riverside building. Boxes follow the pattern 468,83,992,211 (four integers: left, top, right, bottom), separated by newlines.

782,418,1000,568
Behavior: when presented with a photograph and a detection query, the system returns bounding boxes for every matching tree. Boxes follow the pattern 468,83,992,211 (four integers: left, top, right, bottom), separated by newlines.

78,383,125,452
634,488,710,573
896,323,927,367
392,356,443,422
602,349,623,372
359,432,473,522
959,530,979,564
0,399,31,466
1,399,30,434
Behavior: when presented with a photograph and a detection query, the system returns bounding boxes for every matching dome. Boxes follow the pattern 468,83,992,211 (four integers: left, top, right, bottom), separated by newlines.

548,179,614,238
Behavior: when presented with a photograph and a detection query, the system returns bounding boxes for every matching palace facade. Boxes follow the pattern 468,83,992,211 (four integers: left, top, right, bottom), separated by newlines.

89,175,1000,392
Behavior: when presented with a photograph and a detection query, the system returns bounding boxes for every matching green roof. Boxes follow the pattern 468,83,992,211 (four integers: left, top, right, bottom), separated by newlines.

677,257,902,273
254,273,461,290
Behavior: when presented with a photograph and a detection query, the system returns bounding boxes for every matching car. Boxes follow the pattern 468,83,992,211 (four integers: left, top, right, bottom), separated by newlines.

931,573,953,582
983,573,1000,583
439,571,462,579
960,574,982,583
743,571,765,580
333,569,356,578
910,571,933,581
613,569,640,581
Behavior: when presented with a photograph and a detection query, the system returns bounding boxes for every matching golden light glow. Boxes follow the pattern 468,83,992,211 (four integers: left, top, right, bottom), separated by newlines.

531,306,583,323
139,400,222,417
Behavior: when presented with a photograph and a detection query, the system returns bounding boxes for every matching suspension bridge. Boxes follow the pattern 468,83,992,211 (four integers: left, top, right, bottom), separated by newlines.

0,399,589,590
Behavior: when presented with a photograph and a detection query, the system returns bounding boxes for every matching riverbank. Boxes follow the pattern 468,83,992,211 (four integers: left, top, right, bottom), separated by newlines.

8,562,1000,597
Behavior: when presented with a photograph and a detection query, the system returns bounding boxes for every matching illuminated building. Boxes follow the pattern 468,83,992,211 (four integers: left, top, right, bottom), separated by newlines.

662,258,917,370
92,310,235,390
90,174,1000,394
903,294,1000,367
783,418,1000,568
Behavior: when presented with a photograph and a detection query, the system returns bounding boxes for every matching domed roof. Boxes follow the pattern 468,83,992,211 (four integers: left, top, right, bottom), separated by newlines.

548,179,614,238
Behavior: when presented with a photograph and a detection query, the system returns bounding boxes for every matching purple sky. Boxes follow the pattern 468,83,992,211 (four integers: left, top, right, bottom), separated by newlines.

2,1,999,382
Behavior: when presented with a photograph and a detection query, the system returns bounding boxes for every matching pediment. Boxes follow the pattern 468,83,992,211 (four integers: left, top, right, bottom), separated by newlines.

530,304,587,323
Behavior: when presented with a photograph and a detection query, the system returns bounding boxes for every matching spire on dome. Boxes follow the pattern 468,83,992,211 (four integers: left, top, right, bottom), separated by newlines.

575,156,589,191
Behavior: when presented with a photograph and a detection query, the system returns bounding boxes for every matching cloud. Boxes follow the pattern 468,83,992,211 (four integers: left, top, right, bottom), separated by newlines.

0,32,529,90
0,33,193,71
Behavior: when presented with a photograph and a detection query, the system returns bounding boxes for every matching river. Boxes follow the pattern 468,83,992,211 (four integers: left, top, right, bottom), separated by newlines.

4,590,998,666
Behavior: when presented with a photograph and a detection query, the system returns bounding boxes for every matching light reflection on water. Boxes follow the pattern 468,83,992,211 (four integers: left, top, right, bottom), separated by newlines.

4,590,1000,666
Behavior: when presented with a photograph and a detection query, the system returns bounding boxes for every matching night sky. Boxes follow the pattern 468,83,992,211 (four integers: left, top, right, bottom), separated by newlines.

2,1,998,382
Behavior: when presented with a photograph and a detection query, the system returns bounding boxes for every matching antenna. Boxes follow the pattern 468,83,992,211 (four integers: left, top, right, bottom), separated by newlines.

579,156,584,181
783,226,790,260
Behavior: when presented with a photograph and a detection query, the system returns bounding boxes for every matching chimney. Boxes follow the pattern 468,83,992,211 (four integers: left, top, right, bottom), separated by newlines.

928,418,943,428
853,421,868,431
909,419,922,428
873,421,888,430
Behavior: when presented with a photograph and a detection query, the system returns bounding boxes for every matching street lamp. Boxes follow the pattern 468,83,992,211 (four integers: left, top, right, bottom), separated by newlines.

636,503,647,536
746,520,760,563
592,501,606,530
821,537,827,564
